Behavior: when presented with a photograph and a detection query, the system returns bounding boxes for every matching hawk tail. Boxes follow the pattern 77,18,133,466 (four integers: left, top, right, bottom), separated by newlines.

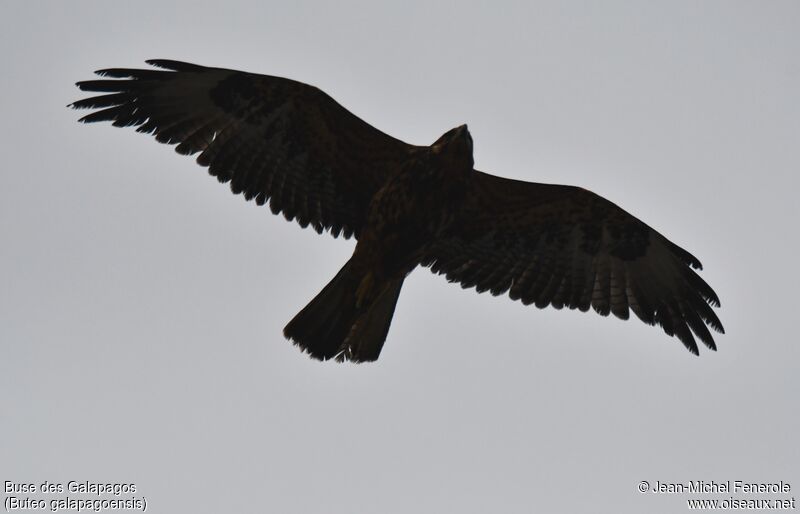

283,260,404,362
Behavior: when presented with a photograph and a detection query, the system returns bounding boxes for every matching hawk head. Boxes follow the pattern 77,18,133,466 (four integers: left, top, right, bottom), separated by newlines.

433,124,474,169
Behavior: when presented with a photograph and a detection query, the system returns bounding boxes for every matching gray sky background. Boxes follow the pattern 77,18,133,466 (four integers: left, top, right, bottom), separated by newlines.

1,2,798,513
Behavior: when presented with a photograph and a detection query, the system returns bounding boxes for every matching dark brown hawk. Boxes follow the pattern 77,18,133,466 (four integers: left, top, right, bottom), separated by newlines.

72,60,724,362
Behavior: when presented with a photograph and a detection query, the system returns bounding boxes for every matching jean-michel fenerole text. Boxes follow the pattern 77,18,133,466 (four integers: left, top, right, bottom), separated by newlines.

650,480,791,494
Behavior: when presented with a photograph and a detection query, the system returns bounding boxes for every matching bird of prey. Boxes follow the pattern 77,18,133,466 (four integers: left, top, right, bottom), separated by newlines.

71,59,724,362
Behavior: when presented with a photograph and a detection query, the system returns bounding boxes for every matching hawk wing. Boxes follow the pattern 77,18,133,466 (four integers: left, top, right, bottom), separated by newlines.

422,171,724,354
71,59,417,238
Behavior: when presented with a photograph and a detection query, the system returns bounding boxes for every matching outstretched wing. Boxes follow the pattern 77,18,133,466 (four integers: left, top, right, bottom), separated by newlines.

71,59,417,238
422,171,724,354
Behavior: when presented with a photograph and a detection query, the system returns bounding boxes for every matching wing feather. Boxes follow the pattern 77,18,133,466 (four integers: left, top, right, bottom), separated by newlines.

423,171,724,353
72,59,418,238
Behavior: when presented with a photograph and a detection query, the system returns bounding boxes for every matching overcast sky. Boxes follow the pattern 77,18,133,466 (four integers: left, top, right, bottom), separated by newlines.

2,1,798,513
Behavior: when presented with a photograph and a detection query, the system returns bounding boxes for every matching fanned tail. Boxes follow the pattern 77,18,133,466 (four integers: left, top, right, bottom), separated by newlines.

283,260,404,362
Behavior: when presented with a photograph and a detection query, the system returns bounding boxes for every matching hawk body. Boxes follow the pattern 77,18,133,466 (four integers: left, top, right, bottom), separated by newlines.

285,126,475,361
358,126,474,276
72,60,724,362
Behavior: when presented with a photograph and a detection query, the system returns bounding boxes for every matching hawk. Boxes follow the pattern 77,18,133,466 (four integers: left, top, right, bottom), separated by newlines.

72,60,724,362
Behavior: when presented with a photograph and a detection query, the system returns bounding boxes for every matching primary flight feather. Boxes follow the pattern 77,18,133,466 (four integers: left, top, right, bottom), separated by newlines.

72,59,724,362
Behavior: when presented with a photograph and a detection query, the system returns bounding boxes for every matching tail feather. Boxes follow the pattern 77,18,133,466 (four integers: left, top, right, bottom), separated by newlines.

283,260,404,362
339,277,404,362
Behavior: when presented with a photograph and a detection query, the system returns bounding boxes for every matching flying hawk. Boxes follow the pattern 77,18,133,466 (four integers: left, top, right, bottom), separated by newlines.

71,60,724,362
